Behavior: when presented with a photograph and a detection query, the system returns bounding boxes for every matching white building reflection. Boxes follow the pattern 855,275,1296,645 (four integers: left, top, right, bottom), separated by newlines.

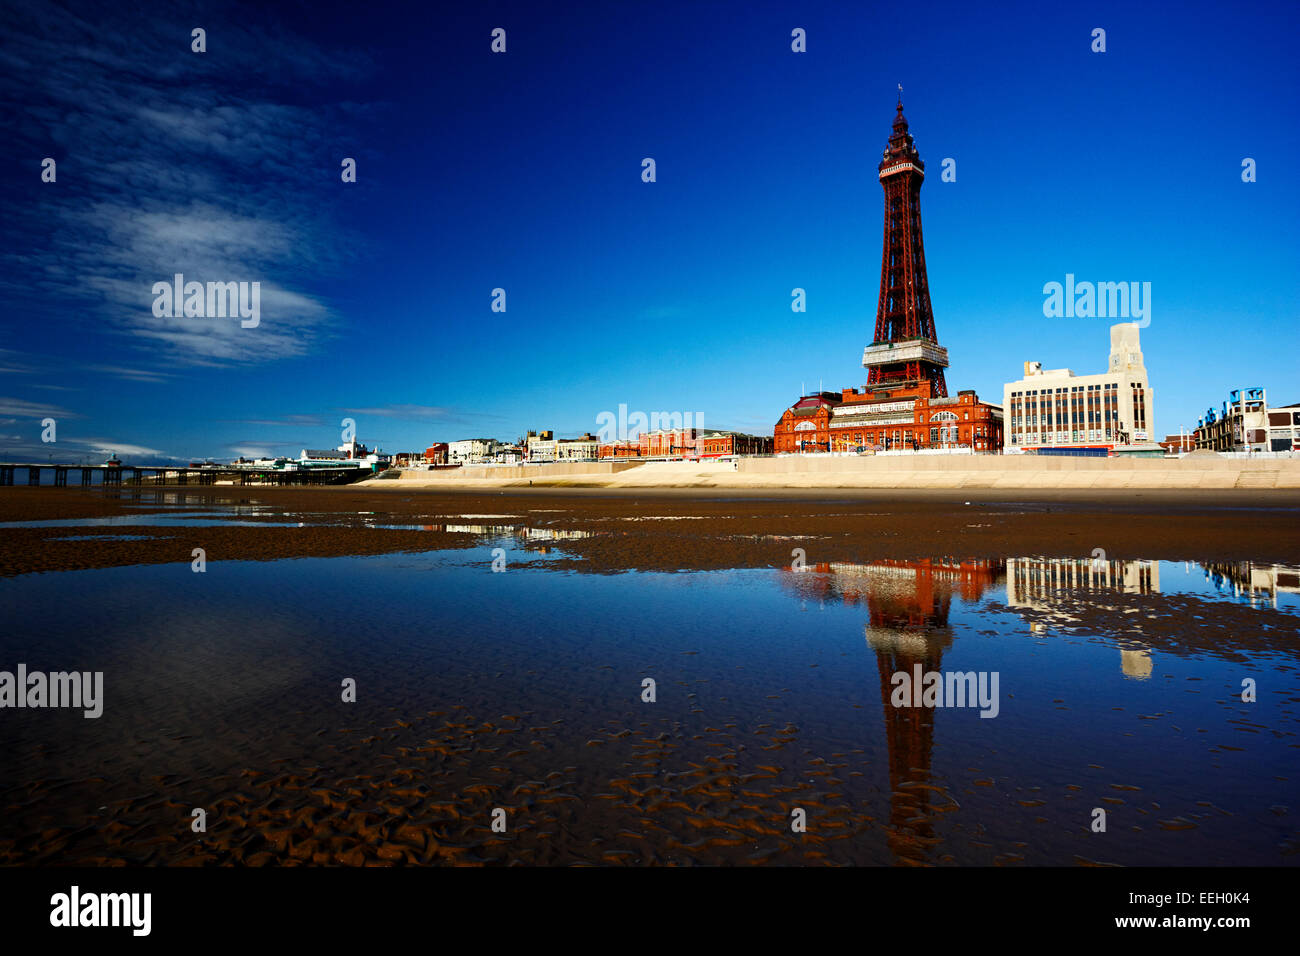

1007,557,1159,680
1200,562,1300,609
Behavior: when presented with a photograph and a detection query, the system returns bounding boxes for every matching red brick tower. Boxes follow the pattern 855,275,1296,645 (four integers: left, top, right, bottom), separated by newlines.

864,94,949,397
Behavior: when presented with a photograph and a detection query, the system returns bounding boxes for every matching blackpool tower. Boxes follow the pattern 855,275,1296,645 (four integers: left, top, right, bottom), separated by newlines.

863,93,949,398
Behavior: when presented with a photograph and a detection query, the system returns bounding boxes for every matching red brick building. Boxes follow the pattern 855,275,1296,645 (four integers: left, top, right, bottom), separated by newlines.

698,431,773,457
598,439,642,460
423,443,449,465
638,428,698,458
598,429,773,460
774,382,1002,454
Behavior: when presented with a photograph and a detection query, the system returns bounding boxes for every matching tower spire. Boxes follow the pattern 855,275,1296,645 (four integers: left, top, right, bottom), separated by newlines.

862,99,949,397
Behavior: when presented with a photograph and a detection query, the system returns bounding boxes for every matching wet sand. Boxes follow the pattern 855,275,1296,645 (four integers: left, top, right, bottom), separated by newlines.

1,486,1297,577
2,486,1297,867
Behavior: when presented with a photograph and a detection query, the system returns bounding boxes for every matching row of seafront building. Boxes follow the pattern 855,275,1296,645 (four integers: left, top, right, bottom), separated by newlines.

772,321,1156,458
405,325,1296,470
414,429,774,467
773,319,1294,460
404,318,1294,470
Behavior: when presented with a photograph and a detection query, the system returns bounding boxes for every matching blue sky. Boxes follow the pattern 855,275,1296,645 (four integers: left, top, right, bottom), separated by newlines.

2,0,1297,462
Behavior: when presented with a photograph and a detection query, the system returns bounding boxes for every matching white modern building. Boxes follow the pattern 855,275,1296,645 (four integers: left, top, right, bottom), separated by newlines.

557,434,599,461
525,432,557,462
1003,322,1155,455
525,431,598,462
448,438,499,464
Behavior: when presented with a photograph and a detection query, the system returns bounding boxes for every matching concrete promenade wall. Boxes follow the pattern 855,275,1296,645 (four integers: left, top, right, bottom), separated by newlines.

734,454,1300,489
379,455,1300,489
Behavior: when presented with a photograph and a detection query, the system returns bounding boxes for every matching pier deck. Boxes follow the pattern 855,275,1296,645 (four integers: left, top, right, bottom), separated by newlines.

0,463,371,487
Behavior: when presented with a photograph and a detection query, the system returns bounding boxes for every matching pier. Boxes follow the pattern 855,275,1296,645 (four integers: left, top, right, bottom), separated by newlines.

0,462,373,487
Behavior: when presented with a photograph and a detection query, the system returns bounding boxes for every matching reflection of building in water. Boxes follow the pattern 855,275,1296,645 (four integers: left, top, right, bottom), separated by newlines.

408,523,592,542
1007,557,1158,605
1200,562,1300,609
785,557,1002,612
1120,649,1153,679
519,527,592,541
1006,556,1159,679
782,558,1003,864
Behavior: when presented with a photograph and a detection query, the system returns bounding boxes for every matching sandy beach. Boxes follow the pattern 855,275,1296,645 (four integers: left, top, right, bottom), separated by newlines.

1,484,1297,578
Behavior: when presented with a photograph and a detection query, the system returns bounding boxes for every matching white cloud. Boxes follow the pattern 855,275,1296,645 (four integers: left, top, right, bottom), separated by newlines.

1,1,373,367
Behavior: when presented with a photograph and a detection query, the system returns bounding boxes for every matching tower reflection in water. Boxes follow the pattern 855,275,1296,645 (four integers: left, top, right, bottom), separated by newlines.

783,558,1003,864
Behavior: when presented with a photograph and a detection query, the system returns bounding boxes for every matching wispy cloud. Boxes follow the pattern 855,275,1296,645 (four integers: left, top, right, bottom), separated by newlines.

228,442,298,460
0,433,172,463
0,396,80,421
1,1,375,367
220,413,329,428
81,439,170,459
341,405,500,424
0,349,174,386
84,364,174,384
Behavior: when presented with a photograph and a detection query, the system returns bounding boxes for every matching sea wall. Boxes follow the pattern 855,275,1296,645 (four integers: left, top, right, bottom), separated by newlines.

734,454,1300,488
377,455,1300,490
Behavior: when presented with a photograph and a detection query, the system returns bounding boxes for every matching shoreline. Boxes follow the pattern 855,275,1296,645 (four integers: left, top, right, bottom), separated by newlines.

2,485,1297,577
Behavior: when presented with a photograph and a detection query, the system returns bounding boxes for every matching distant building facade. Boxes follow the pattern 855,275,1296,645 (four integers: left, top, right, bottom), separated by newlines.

525,431,598,462
526,431,557,462
698,431,773,457
1194,388,1274,453
423,443,449,465
598,439,643,460
595,429,771,459
558,434,599,461
302,442,372,461
639,427,698,458
449,439,499,464
1003,323,1154,454
1268,402,1300,452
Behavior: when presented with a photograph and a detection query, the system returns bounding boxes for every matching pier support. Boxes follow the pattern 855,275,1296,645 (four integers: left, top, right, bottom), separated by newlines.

54,467,67,487
27,467,40,486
